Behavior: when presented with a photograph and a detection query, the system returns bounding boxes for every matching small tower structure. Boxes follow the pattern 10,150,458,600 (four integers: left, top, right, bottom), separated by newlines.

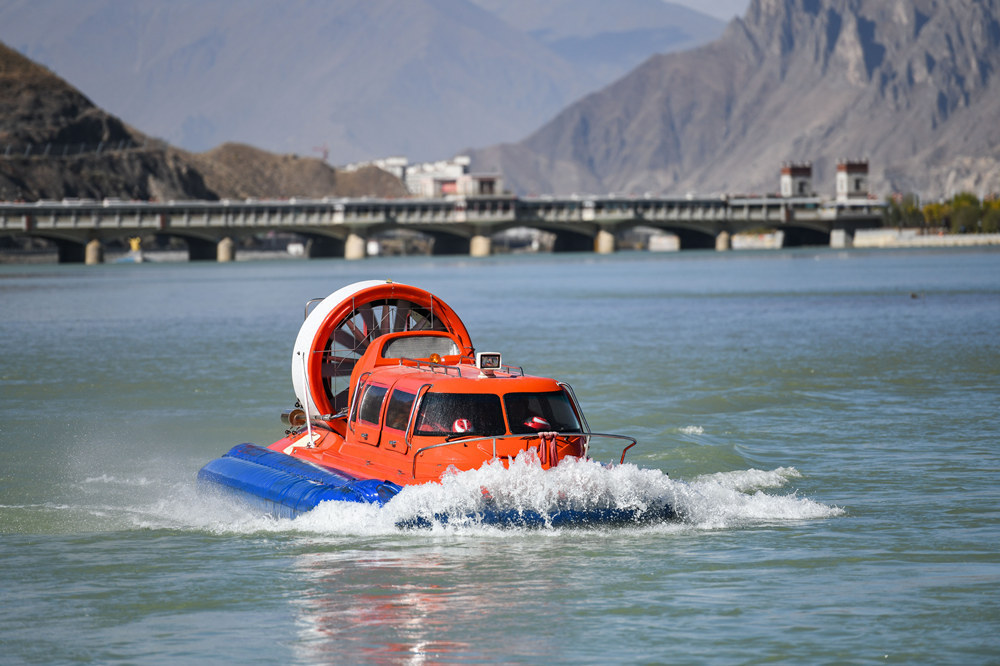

836,159,869,201
780,162,813,197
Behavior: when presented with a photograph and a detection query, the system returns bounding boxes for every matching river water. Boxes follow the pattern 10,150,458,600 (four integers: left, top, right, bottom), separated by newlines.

2,248,998,664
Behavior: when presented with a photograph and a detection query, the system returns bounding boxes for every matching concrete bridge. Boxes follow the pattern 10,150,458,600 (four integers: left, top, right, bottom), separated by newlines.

0,195,883,263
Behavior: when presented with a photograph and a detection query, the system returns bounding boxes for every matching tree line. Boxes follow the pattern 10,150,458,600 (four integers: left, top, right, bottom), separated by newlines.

884,192,1000,234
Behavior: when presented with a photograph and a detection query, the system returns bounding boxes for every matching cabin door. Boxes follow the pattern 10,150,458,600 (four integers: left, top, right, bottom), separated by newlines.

380,388,417,454
352,382,388,447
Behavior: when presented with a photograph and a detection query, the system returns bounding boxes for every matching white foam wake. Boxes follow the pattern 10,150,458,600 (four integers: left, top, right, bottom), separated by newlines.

94,453,841,536
289,453,842,535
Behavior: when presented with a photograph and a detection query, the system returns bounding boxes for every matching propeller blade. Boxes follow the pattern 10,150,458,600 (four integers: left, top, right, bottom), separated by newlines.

359,303,376,340
321,355,357,377
379,303,393,337
393,300,412,332
332,328,358,350
409,308,431,330
344,318,367,351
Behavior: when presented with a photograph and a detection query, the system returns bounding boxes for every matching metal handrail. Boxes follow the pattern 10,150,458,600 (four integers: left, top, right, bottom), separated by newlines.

304,297,324,319
397,356,523,377
409,431,638,479
399,358,463,376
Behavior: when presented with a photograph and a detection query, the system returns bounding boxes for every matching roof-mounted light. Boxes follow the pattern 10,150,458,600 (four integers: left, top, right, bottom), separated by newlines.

476,352,502,371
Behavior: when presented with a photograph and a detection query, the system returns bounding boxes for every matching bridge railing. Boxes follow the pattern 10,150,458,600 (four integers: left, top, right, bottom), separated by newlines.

0,195,885,238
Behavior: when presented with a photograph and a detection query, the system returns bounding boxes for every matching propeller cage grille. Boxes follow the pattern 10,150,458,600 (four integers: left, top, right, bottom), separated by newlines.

320,298,448,413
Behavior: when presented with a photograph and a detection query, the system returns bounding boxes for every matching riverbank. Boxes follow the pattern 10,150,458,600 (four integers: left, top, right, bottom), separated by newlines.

852,228,1000,248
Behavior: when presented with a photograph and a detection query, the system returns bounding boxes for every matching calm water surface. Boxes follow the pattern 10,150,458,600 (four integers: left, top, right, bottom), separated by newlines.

2,248,999,664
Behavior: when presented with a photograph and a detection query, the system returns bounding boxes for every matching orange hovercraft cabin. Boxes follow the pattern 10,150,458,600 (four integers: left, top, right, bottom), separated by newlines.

198,280,675,526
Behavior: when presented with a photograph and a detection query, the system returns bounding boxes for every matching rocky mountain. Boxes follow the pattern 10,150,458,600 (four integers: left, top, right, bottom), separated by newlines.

0,42,406,201
469,0,723,83
470,0,1000,199
0,0,724,164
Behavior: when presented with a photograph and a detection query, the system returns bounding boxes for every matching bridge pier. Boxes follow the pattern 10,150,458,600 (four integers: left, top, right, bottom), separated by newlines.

595,227,615,254
345,232,366,260
217,237,235,262
715,231,731,251
830,229,853,248
85,239,103,265
470,234,492,257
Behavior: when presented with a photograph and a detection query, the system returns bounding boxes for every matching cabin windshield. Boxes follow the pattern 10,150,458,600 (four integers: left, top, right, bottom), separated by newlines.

504,390,582,434
413,393,505,436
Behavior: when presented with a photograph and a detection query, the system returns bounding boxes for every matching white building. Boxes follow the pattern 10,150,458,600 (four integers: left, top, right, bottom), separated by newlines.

342,155,502,198
405,155,502,198
780,162,814,197
836,159,870,202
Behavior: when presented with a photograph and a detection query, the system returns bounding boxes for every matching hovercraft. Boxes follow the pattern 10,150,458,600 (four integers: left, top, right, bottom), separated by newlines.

198,280,675,526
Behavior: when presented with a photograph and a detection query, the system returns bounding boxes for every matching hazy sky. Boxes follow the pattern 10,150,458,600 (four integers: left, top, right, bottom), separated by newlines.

671,0,750,20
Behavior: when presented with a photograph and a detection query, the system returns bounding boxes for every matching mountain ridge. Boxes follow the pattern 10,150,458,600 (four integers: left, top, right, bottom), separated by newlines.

0,0,724,163
470,0,1000,199
0,42,406,201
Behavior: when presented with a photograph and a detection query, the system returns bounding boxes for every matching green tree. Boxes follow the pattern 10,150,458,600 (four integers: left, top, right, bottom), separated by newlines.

900,193,924,227
884,193,925,228
950,192,982,234
982,196,1000,234
923,201,949,228
883,196,902,227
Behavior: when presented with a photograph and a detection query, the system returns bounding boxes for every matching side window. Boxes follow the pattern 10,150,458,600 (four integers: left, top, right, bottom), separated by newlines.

384,390,416,431
358,384,388,425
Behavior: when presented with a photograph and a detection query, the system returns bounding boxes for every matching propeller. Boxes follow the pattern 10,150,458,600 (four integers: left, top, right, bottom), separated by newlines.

291,281,472,419
320,298,445,412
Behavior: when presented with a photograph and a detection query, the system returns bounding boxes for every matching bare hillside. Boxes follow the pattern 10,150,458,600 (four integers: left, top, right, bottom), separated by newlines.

0,42,405,202
471,0,1000,199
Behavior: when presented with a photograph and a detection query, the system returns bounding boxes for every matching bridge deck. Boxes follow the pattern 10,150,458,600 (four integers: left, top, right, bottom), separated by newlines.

0,195,884,261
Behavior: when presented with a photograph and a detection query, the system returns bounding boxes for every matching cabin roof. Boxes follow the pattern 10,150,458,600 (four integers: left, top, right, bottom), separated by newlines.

364,362,561,395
